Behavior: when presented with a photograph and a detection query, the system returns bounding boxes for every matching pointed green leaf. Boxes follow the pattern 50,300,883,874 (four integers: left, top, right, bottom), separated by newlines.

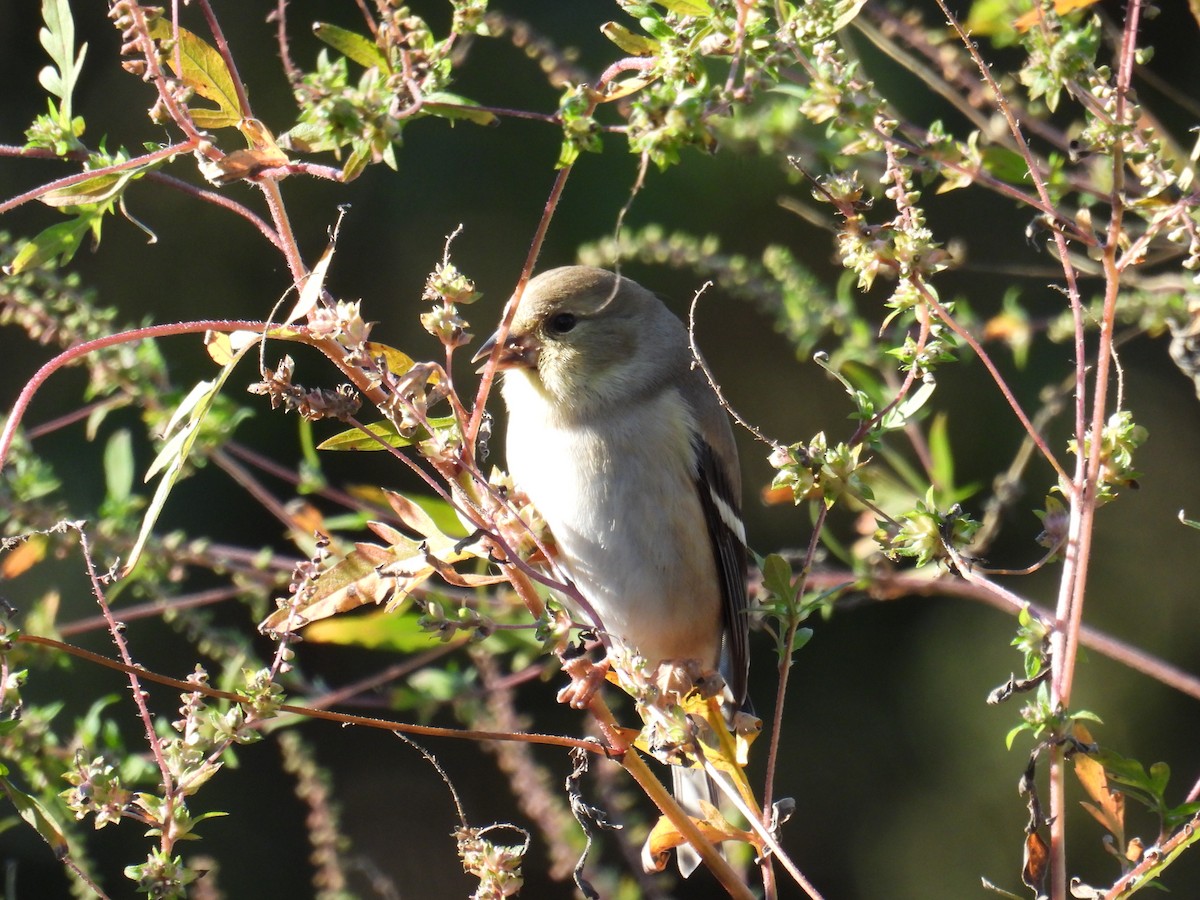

39,170,136,208
1,776,69,857
104,429,135,504
304,608,441,651
421,93,498,126
317,416,457,451
125,347,253,576
3,213,96,274
600,22,660,56
312,22,389,72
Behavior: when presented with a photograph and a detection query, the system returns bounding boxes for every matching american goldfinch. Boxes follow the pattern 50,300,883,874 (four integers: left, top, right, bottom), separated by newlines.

477,265,749,875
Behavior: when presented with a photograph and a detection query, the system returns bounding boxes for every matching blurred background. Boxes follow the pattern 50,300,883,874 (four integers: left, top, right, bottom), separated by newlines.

1,1,1199,897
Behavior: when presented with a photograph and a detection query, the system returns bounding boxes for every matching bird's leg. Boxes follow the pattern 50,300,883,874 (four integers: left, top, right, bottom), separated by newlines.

557,645,611,709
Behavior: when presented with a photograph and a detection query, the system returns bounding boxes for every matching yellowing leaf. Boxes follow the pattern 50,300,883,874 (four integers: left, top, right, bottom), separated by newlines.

147,19,243,127
364,342,420,377
38,171,136,208
260,543,406,633
1,536,47,578
304,608,443,651
1014,0,1103,32
601,22,660,56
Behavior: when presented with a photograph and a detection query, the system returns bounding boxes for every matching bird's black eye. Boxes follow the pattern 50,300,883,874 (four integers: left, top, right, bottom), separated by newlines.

547,312,577,334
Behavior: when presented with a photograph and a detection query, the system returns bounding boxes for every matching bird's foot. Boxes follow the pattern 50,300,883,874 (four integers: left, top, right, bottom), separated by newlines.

557,654,611,709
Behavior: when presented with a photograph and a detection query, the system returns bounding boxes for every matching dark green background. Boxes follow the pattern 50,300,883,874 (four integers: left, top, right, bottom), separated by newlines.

1,2,1198,897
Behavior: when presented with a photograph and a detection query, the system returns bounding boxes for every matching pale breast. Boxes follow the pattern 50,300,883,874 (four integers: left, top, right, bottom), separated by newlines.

502,376,723,669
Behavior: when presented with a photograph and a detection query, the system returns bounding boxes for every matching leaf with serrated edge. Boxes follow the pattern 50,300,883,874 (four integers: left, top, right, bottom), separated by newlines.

147,19,242,126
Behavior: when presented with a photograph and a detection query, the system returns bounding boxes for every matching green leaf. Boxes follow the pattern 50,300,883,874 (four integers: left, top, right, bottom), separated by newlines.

656,0,713,15
103,429,135,505
879,378,936,430
3,212,98,274
759,553,796,604
304,608,441,651
317,416,458,451
601,22,660,56
829,0,869,32
421,93,498,126
39,170,137,208
124,346,254,576
312,22,389,72
927,412,954,495
1,776,69,857
38,0,87,126
147,20,243,127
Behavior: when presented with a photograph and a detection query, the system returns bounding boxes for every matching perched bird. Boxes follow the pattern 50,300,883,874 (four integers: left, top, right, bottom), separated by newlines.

476,265,749,875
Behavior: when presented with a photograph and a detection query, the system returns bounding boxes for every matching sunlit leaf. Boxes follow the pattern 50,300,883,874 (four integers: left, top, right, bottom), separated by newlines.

365,342,421,377
103,428,134,505
38,171,135,208
1072,725,1125,843
1014,0,1103,32
317,416,457,451
312,22,389,72
261,543,405,632
3,212,97,274
147,19,243,127
601,22,660,56
286,239,335,323
125,347,253,576
421,93,498,126
304,608,444,651
38,0,87,126
1,776,69,857
655,0,713,15
0,536,47,579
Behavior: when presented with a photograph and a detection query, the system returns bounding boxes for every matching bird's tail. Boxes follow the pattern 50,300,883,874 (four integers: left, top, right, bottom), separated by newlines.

671,763,722,877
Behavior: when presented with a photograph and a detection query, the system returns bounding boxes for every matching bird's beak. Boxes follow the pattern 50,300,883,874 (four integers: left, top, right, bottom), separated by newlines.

472,328,541,372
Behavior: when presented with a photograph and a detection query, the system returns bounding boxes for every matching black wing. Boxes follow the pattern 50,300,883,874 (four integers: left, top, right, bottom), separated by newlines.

692,436,750,709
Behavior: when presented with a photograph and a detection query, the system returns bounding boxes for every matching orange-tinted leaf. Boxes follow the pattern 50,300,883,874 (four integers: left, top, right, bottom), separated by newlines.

1022,830,1050,892
260,543,402,633
760,484,795,506
1,536,47,578
641,792,754,874
1014,0,1103,32
206,147,290,184
1073,723,1125,843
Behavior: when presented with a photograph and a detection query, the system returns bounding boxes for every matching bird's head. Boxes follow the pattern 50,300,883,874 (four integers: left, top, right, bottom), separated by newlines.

475,266,686,412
